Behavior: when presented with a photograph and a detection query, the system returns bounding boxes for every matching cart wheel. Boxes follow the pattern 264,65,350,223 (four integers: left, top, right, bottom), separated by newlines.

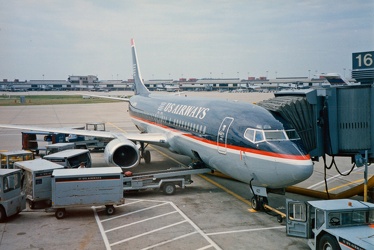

162,183,176,195
106,205,115,215
0,206,6,222
55,208,66,219
29,201,35,209
277,215,283,223
143,150,151,164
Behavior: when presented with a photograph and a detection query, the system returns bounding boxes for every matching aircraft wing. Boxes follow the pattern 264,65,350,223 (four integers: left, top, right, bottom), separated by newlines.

82,94,131,101
0,124,168,145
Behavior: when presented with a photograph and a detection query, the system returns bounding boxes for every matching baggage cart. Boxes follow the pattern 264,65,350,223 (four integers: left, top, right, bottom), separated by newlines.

14,159,64,208
123,167,212,195
49,167,124,219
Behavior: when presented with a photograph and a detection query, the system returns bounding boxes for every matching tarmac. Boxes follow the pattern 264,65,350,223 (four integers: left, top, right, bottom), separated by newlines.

0,91,372,250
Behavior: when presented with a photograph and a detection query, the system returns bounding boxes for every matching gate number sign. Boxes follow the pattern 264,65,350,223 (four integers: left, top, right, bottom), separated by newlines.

353,51,374,70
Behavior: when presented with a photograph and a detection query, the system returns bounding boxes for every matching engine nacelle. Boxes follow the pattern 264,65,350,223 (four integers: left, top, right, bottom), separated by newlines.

104,137,140,169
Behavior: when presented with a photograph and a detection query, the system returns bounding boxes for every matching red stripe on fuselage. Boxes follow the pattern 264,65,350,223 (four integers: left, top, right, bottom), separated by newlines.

130,115,311,161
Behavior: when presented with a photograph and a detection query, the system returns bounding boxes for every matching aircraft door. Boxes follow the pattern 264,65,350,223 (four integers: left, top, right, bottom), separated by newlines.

217,117,234,154
286,199,310,238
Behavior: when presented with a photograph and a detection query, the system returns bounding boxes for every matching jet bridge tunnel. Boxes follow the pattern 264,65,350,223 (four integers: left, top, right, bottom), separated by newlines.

258,84,373,163
257,84,374,200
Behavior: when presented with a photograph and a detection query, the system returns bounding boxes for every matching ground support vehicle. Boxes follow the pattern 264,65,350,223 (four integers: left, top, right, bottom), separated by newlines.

14,159,64,209
68,122,111,151
47,167,125,219
0,150,34,169
286,199,374,250
22,131,66,155
0,169,26,222
43,149,92,168
123,167,212,195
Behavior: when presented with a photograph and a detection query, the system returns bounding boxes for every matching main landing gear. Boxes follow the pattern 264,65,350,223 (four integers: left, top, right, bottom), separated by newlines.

140,142,151,164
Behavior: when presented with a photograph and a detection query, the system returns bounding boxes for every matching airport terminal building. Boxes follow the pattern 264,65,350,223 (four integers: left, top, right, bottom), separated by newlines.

0,75,336,92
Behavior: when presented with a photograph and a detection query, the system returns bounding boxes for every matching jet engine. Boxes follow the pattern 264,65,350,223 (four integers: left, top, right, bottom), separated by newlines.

104,137,140,168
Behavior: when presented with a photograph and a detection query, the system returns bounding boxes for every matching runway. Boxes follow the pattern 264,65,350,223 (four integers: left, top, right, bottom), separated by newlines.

0,91,371,249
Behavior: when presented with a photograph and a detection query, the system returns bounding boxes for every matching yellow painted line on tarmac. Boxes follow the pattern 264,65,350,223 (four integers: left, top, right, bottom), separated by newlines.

106,122,128,133
198,174,255,211
327,178,367,193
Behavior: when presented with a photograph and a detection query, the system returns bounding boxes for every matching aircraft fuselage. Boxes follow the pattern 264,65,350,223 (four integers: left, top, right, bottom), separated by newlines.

129,94,313,189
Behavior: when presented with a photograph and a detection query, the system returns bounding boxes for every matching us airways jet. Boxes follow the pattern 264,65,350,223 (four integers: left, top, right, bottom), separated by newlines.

0,39,313,210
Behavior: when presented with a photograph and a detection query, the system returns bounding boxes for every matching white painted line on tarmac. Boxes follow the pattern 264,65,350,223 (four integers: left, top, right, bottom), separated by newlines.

105,210,178,233
169,202,222,250
110,220,188,247
206,226,285,236
93,198,222,250
100,202,169,223
141,231,198,250
93,207,111,250
307,165,372,189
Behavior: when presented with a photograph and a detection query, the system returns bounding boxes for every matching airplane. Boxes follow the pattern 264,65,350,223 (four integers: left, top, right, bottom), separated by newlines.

0,39,314,210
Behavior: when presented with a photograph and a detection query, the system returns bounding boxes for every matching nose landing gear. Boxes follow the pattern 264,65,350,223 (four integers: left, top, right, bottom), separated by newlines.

250,195,268,211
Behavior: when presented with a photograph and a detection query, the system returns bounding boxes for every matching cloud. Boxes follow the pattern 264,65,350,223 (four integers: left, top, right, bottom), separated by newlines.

0,0,373,80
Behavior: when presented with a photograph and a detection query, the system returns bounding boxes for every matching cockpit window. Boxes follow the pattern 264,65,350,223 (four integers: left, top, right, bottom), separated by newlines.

244,128,298,143
244,128,265,143
264,131,287,141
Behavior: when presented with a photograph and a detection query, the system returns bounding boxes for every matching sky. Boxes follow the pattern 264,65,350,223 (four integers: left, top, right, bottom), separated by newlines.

0,0,373,81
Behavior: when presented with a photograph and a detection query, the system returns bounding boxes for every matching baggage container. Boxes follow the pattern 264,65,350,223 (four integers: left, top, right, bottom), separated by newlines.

14,159,64,208
45,143,75,155
43,149,91,168
0,150,34,169
50,167,124,219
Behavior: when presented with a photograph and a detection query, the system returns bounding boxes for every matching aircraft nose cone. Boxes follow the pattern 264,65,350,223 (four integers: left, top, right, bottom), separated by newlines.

292,160,314,182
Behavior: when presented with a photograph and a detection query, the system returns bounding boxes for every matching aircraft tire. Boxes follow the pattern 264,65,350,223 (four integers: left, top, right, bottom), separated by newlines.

318,234,339,250
144,150,151,164
250,196,261,211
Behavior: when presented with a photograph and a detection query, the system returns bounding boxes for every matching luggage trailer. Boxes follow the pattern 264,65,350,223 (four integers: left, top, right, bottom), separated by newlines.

123,167,213,195
48,167,125,219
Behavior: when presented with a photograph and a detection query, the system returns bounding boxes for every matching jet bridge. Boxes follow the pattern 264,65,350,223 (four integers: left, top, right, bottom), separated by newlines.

258,84,373,162
258,84,374,200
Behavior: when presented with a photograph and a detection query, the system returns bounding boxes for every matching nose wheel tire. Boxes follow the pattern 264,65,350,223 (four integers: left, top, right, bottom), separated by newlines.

250,196,268,211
